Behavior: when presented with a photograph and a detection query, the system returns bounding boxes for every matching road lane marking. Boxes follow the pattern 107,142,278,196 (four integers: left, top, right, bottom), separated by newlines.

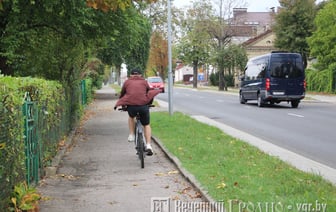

288,113,304,118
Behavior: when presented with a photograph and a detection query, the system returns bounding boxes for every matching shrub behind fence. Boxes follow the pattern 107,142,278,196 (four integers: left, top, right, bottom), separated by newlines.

0,77,92,210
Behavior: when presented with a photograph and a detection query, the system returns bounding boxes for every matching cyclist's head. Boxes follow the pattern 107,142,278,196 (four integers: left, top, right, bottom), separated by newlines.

131,68,142,76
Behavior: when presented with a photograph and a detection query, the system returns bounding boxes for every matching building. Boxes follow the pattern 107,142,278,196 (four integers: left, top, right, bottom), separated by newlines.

230,8,276,45
174,62,193,83
242,29,278,58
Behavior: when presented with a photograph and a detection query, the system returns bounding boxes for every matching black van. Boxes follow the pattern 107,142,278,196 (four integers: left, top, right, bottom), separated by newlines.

239,52,306,108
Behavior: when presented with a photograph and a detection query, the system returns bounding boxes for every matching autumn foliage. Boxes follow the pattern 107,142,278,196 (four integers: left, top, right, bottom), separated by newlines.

86,0,157,11
147,31,168,78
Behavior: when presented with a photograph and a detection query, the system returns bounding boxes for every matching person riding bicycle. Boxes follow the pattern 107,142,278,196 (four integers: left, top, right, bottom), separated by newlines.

114,68,161,156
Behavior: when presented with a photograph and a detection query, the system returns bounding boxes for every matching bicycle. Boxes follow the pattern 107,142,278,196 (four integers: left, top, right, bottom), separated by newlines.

118,105,154,168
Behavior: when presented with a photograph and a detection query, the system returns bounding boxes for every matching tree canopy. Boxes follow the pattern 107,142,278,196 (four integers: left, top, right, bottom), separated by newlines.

307,0,336,71
0,0,154,85
273,0,317,67
175,0,214,88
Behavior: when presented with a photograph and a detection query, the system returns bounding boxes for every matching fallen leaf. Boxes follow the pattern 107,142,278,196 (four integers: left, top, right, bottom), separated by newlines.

167,170,179,175
172,196,180,201
155,172,166,176
0,142,6,149
181,186,192,194
216,182,226,189
109,200,119,205
58,139,66,148
192,192,202,199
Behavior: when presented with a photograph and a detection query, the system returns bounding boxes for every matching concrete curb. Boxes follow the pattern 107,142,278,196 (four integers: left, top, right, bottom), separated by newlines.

152,136,218,204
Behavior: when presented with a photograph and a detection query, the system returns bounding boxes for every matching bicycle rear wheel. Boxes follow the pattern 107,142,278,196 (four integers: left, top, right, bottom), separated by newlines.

137,131,145,168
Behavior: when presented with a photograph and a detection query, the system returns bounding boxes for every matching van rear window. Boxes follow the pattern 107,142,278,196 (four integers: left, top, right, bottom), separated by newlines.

270,55,304,79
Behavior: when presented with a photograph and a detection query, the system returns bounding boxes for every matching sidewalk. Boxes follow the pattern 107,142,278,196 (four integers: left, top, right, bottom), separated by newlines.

37,86,209,212
306,93,336,104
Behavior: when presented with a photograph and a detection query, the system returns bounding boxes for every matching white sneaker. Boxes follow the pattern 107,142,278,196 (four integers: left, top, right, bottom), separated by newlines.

146,144,153,156
128,134,135,142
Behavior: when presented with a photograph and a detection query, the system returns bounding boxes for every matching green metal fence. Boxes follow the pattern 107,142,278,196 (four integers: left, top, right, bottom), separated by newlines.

22,92,39,186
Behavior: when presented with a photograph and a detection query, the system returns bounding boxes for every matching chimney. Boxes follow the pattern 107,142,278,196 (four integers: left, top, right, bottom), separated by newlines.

233,8,247,18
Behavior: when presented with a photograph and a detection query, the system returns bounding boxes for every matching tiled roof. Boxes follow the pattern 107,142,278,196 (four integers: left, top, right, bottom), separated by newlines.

242,29,273,46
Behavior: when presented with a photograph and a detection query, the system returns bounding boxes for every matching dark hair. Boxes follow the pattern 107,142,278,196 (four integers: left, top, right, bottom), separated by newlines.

131,68,142,75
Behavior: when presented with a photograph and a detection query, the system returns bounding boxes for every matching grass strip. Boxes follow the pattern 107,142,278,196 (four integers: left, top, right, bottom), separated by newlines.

151,111,336,211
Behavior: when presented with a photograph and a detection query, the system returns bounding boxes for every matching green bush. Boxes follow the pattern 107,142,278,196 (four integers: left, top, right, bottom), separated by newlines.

0,76,75,210
0,78,26,210
209,72,234,87
306,68,336,93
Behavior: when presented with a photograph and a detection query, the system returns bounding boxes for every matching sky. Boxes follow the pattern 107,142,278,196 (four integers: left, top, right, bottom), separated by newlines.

173,0,325,12
173,0,281,12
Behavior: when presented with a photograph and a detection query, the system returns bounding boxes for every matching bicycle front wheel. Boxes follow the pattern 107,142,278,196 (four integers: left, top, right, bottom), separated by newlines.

137,132,145,168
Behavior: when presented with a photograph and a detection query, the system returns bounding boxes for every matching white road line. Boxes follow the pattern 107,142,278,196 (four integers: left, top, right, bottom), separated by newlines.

288,113,304,118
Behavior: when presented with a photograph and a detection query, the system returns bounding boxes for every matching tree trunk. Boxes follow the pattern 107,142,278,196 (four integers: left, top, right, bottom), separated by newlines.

218,70,225,91
193,60,198,88
0,56,13,75
116,64,121,86
218,64,227,91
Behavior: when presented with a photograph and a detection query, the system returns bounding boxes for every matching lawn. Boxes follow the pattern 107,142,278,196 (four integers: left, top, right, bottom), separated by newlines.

151,111,335,212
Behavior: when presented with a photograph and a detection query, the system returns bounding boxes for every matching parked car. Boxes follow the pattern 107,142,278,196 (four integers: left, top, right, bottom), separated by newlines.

239,51,306,108
147,76,165,93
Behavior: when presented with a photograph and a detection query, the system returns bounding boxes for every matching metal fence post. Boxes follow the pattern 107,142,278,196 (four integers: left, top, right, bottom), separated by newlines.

81,79,87,105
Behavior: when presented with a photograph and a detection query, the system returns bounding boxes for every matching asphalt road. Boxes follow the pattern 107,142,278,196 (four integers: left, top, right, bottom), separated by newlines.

157,87,336,170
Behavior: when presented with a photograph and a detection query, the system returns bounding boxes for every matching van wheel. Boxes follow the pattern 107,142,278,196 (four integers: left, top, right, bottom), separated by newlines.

240,92,246,104
257,94,264,107
291,100,299,108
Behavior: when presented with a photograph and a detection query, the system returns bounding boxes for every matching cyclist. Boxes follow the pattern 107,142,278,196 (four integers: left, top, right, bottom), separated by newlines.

114,68,161,156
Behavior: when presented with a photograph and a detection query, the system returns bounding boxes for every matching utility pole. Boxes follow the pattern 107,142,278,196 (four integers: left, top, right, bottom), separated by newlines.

167,0,173,115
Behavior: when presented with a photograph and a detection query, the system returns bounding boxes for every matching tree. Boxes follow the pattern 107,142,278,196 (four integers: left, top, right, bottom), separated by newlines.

0,0,154,82
123,12,152,73
0,0,108,79
0,0,155,125
176,0,213,88
273,0,317,68
97,6,152,83
86,0,157,11
206,0,247,91
307,1,336,92
143,0,185,80
307,1,336,71
147,31,168,78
